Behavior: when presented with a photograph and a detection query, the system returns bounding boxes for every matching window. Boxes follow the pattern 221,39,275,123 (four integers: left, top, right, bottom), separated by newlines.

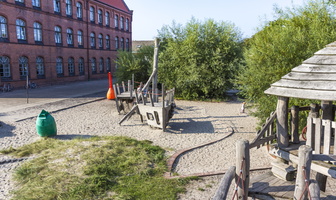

90,7,94,22
0,16,8,39
120,17,124,29
126,38,129,51
126,18,129,31
56,57,63,74
0,56,10,78
32,0,40,7
77,2,82,18
115,37,118,49
121,38,124,50
16,0,24,3
98,9,102,24
66,0,72,16
55,26,62,44
91,32,95,48
99,34,103,48
36,57,44,75
54,0,60,13
68,57,74,74
115,15,118,28
105,12,109,26
19,56,28,77
16,19,26,40
78,30,83,46
91,58,96,73
34,22,42,42
67,28,73,45
78,57,84,74
106,58,110,71
106,35,110,49
99,58,103,72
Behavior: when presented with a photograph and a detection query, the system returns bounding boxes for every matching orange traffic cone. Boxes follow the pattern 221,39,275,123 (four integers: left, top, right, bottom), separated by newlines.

107,72,115,100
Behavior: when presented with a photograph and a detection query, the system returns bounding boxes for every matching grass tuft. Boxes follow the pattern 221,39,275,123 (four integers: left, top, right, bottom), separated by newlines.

7,136,195,199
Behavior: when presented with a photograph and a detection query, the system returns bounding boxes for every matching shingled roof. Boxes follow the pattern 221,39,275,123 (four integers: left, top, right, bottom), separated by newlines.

264,41,336,101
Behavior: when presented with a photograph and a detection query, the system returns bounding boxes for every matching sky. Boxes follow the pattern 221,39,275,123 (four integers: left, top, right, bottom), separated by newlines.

124,0,305,40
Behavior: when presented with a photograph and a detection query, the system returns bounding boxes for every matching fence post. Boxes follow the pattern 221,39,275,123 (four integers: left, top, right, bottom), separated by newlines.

212,166,236,200
236,139,249,200
309,180,320,200
291,106,300,144
293,145,312,200
277,97,289,148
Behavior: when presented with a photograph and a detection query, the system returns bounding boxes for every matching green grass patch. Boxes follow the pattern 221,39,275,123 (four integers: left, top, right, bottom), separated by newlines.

4,136,197,199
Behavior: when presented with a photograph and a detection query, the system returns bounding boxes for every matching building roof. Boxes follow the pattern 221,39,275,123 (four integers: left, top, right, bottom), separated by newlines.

97,0,131,13
132,40,154,53
264,41,336,101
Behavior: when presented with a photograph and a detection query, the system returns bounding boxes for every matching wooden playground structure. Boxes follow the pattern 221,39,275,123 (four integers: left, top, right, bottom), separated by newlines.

213,42,336,199
112,38,176,132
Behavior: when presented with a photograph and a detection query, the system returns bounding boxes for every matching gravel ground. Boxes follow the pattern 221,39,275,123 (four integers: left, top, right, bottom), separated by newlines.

0,95,335,199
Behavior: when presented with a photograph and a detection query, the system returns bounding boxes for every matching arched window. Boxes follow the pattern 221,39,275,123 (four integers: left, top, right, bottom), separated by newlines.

66,0,72,15
34,22,42,42
120,17,124,29
67,28,73,45
0,56,10,78
0,16,8,39
106,35,110,49
19,56,28,77
78,57,84,74
126,18,129,31
91,58,96,73
32,0,40,7
68,57,74,74
36,57,44,75
105,12,109,26
56,57,63,74
121,38,124,50
90,7,94,22
115,15,118,28
77,2,82,18
16,19,26,40
54,0,60,12
99,34,103,48
98,9,102,24
91,32,95,48
106,58,110,72
115,36,118,50
126,38,129,51
99,58,103,72
55,26,62,44
78,30,83,46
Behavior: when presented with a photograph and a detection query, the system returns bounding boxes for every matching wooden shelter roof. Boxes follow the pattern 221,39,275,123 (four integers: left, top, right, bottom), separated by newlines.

264,41,336,101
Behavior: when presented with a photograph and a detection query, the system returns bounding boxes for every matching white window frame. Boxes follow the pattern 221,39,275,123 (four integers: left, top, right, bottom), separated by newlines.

32,0,40,7
36,57,44,75
91,58,96,72
106,58,110,71
126,18,129,31
66,0,72,16
106,35,110,49
126,38,129,51
34,22,42,42
115,37,118,49
99,58,103,72
90,7,94,22
79,57,84,73
54,0,60,12
98,9,102,24
91,32,95,48
19,56,28,77
55,26,62,44
77,2,82,18
121,38,124,50
105,12,109,26
120,17,124,29
115,15,118,28
0,56,10,78
0,16,8,39
67,28,73,45
99,34,103,48
68,57,74,74
78,30,83,46
16,19,26,40
56,57,63,74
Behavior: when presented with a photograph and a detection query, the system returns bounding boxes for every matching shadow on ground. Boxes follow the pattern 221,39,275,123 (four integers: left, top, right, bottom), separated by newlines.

0,121,15,139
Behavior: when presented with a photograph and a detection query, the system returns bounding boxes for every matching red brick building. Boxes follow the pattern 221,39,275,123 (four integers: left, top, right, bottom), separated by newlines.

0,0,132,87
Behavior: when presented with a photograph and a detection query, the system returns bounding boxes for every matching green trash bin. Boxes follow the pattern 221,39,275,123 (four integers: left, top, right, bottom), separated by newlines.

36,110,57,137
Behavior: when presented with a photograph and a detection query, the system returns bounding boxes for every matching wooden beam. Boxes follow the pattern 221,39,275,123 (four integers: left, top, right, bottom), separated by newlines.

212,166,236,200
250,111,276,146
277,97,289,148
236,140,249,200
291,106,300,144
309,180,320,200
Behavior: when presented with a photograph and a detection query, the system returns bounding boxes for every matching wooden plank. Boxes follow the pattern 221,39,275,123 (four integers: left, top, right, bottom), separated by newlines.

162,84,166,132
251,111,277,146
291,106,300,144
283,72,336,81
249,135,276,149
271,182,295,198
149,92,154,107
292,63,336,72
323,120,332,154
249,174,275,192
272,79,336,91
309,180,320,200
128,80,131,92
113,84,120,114
306,116,314,148
315,118,322,154
277,97,289,148
302,55,336,65
116,83,120,95
236,140,249,200
314,46,336,55
312,154,336,161
212,166,236,200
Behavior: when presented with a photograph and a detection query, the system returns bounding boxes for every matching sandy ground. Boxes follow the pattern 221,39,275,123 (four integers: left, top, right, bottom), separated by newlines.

0,93,334,199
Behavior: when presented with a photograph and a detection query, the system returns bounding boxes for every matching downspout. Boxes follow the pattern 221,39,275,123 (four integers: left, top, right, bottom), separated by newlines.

86,0,90,81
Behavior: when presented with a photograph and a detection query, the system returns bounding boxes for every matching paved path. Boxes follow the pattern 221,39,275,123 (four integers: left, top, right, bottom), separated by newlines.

0,78,116,122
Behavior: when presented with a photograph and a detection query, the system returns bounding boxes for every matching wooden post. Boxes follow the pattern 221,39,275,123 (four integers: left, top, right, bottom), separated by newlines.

132,74,134,91
113,84,120,114
277,96,289,148
291,106,300,144
293,145,312,200
269,112,274,145
152,38,159,102
122,81,125,93
116,83,120,95
236,139,249,200
162,83,166,132
128,80,131,92
212,166,236,200
309,180,320,200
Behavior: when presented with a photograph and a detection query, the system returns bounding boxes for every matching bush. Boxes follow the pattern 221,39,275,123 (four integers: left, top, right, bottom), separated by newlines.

237,0,336,128
157,17,243,100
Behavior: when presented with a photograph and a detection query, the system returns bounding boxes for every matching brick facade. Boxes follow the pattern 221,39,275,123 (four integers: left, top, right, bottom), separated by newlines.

0,0,132,87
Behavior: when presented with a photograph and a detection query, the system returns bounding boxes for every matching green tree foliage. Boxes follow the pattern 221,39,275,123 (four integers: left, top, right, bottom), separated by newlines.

157,18,243,100
115,45,154,84
238,0,336,128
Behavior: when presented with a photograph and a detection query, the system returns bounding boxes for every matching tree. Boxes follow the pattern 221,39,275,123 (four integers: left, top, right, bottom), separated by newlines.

157,18,243,100
115,45,154,84
237,0,336,127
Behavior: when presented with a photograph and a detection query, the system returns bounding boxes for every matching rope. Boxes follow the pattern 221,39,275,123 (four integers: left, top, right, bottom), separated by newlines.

299,166,312,200
231,157,246,200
